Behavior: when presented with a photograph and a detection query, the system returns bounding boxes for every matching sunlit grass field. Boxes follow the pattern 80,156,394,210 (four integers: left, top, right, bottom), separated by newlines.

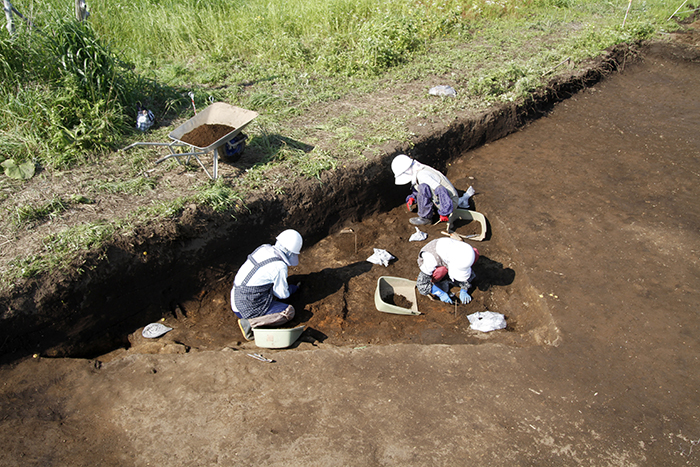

0,0,685,170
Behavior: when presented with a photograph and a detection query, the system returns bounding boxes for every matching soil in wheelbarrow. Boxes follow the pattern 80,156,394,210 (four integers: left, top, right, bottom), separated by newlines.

180,124,235,147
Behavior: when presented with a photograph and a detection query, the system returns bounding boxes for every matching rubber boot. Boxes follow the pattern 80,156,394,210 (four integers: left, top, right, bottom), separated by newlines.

409,216,431,225
238,319,254,341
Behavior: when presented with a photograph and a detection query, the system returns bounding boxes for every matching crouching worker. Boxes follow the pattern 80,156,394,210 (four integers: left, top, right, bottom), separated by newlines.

230,229,303,340
416,238,479,305
391,154,459,226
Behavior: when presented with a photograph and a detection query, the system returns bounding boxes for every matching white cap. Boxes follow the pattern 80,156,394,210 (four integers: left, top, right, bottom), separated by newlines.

275,229,303,254
391,155,414,185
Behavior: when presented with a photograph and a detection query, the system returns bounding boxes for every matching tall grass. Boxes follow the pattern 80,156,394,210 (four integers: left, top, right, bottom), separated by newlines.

0,15,175,169
0,0,684,173
87,0,679,79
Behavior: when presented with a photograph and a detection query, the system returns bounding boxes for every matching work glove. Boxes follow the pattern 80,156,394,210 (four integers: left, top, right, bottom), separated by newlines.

406,196,416,212
288,283,299,295
439,215,449,223
459,288,472,304
431,284,453,304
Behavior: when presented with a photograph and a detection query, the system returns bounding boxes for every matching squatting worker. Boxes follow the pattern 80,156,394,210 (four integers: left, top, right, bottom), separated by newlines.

416,237,479,305
230,229,303,340
391,154,459,226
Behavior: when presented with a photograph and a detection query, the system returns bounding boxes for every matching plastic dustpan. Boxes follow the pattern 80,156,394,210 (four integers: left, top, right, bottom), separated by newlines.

253,326,305,348
447,209,488,241
374,276,420,315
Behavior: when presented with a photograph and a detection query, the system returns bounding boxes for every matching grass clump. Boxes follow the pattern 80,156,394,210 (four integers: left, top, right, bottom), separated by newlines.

12,196,69,227
194,179,243,213
94,177,157,195
7,220,119,281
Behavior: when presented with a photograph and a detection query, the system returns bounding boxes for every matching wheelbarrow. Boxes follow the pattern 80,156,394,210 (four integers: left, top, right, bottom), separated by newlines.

122,102,258,180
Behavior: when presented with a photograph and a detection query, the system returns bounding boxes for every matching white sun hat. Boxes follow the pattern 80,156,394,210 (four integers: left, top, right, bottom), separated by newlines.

391,154,415,185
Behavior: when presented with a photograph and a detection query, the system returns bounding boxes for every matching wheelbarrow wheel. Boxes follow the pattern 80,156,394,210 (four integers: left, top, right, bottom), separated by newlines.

221,133,247,163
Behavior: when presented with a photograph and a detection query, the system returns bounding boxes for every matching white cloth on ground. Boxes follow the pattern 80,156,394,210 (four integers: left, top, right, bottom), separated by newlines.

367,248,395,267
409,227,428,242
142,323,173,338
467,311,507,332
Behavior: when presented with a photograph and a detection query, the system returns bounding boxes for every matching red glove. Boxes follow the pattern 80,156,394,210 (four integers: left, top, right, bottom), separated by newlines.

406,197,416,211
439,215,449,223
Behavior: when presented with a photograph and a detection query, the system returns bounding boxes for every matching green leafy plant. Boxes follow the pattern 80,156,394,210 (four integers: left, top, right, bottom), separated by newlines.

1,159,35,180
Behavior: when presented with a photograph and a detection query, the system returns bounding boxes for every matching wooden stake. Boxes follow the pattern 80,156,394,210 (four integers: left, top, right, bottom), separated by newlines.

3,0,14,36
668,0,689,21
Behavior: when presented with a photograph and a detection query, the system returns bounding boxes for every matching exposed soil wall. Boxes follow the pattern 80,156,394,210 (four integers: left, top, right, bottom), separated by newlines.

0,42,651,362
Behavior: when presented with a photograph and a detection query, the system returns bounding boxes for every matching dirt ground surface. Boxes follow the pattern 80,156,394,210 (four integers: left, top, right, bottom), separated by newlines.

1,30,700,466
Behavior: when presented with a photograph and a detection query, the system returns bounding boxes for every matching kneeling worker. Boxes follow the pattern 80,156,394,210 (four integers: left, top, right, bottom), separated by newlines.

391,154,459,225
230,229,303,340
416,237,479,304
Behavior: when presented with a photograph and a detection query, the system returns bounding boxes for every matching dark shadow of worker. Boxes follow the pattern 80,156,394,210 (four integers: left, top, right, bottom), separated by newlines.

285,261,373,343
472,255,515,291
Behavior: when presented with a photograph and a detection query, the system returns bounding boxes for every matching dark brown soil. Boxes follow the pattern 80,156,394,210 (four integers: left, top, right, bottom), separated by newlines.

179,123,236,147
383,293,413,309
1,37,700,466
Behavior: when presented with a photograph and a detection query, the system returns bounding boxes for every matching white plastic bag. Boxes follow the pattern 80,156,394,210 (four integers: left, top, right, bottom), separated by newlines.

367,248,395,267
136,108,155,132
429,85,457,97
458,186,476,208
409,227,428,242
467,311,506,332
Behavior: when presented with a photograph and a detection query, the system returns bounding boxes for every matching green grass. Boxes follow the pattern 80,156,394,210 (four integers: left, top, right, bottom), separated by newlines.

93,177,157,195
7,220,120,281
194,179,244,213
12,196,69,227
0,0,683,171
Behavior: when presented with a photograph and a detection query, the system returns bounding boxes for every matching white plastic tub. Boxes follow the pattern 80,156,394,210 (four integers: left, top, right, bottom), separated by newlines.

253,326,305,348
374,276,420,315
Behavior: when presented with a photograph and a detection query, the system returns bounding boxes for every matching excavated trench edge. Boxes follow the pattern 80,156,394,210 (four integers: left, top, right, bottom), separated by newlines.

0,42,653,363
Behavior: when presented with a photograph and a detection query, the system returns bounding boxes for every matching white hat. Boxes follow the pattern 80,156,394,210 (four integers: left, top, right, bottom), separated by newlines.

142,323,173,338
391,154,414,185
275,229,303,254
